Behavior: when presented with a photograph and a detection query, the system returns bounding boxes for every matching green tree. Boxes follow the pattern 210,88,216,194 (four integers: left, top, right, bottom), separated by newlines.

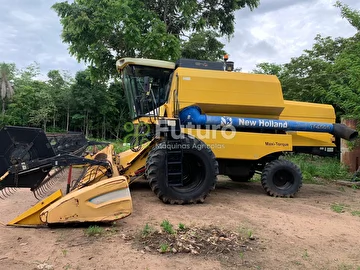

28,81,55,131
52,0,259,79
272,34,348,105
335,1,360,30
181,30,227,61
6,63,55,130
252,62,284,76
47,70,73,131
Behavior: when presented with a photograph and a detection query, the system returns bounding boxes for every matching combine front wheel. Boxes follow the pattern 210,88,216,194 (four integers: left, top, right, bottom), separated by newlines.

145,136,218,204
261,159,302,198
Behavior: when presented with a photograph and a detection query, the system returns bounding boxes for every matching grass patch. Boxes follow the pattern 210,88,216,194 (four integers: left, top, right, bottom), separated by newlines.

178,223,186,230
84,225,105,237
302,249,309,260
86,137,130,153
283,154,351,183
331,203,347,213
160,219,175,234
351,210,360,217
237,226,255,239
142,223,154,237
338,263,356,270
159,243,169,253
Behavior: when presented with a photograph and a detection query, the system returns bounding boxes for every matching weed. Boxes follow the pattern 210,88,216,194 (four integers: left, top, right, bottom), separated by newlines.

250,174,261,183
142,223,153,237
62,249,68,257
161,219,175,234
239,251,244,264
339,187,346,192
84,225,104,237
352,184,359,190
351,210,360,217
283,154,351,183
63,264,71,270
302,249,309,259
331,203,346,213
237,225,255,239
338,263,354,270
87,137,130,153
159,243,169,253
178,223,186,230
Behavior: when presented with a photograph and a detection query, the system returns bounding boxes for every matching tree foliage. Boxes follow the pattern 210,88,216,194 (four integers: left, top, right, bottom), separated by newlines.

253,2,360,121
52,0,259,79
0,63,130,138
3,0,360,139
181,31,227,61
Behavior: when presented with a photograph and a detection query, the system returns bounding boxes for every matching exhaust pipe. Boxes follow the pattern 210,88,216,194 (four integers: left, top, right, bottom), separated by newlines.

332,123,358,141
179,106,358,141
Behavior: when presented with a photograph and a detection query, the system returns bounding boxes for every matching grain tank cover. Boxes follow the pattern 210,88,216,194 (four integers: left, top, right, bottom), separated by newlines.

175,59,224,71
176,68,286,116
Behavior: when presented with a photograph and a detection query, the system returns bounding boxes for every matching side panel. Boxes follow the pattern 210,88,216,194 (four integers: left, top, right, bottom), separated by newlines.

182,129,292,160
40,176,132,224
290,132,335,147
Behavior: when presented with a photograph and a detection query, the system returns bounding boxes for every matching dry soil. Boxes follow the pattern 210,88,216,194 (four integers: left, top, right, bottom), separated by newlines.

0,170,360,270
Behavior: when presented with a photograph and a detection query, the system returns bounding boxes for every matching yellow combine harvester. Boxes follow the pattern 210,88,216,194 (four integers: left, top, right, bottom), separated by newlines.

0,56,357,226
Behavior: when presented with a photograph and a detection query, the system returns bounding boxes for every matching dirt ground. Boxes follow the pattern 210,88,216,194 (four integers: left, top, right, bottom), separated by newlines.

1,170,360,270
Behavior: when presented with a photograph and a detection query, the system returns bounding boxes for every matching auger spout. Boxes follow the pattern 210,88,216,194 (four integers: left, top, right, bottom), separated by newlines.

179,106,358,141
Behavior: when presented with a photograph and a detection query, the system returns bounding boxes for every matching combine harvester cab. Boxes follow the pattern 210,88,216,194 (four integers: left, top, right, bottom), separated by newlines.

0,126,132,227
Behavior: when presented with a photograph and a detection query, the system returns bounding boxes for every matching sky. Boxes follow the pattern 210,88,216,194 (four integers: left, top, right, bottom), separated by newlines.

0,0,359,77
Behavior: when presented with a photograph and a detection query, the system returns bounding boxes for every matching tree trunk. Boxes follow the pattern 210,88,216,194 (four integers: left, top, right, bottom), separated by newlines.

102,114,106,140
53,109,56,130
83,111,86,135
2,98,5,115
85,110,89,138
66,105,70,132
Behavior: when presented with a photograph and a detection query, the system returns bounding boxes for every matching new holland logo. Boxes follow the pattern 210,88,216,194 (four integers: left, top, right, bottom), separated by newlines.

221,117,233,126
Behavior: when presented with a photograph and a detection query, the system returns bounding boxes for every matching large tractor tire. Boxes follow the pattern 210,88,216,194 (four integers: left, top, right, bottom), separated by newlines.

261,159,302,198
228,171,255,182
145,136,218,204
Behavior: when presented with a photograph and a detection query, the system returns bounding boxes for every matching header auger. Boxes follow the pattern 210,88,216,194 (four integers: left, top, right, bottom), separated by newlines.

0,56,358,227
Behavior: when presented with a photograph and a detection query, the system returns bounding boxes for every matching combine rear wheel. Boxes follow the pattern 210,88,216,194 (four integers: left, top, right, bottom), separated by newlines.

261,159,302,198
145,136,218,204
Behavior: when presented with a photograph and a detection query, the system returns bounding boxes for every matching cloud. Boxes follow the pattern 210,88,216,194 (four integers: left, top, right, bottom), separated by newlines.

0,0,86,78
0,0,359,77
224,0,360,71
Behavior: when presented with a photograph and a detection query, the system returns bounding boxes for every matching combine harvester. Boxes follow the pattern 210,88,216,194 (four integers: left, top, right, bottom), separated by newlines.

0,56,357,227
